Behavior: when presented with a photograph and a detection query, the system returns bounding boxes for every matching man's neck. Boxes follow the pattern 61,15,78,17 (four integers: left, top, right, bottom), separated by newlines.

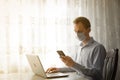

82,36,91,45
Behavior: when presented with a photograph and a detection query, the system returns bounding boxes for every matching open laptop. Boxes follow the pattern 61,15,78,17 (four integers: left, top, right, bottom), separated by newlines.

26,55,69,79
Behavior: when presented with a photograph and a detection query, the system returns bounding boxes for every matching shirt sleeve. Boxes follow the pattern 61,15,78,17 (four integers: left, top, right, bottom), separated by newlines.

58,67,75,72
71,44,106,80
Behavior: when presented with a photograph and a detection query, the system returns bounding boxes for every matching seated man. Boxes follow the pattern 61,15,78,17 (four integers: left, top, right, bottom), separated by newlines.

46,17,106,80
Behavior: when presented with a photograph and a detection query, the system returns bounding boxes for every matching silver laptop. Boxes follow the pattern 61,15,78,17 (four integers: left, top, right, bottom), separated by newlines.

26,55,69,78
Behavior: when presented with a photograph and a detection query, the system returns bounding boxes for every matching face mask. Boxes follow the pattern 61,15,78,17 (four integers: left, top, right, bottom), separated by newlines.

76,32,86,41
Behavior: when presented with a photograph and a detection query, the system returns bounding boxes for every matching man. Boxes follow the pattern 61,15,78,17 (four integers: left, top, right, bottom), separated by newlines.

46,17,106,80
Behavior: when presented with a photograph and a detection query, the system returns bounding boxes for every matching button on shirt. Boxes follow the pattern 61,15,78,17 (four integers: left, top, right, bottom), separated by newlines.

59,37,106,80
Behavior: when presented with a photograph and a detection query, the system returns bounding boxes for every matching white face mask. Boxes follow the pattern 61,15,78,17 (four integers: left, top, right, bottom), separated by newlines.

76,32,86,41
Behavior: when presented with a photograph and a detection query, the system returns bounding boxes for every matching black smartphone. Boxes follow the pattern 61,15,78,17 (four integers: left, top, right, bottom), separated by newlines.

57,50,66,57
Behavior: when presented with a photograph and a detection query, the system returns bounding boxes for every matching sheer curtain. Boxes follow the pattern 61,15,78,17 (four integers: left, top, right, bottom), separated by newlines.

0,0,79,73
0,0,120,79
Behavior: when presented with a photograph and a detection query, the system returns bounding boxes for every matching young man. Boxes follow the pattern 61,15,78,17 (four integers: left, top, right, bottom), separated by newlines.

46,17,106,80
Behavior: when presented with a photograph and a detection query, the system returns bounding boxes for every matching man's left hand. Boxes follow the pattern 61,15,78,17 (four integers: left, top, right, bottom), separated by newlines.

60,56,75,67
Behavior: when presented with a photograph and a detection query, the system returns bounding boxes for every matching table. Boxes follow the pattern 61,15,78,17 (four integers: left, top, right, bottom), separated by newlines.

0,72,92,80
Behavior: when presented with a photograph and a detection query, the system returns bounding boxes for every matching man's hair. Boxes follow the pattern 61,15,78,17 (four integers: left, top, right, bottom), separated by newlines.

73,17,91,29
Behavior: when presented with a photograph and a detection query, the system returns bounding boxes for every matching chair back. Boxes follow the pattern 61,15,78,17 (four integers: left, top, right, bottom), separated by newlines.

103,48,119,80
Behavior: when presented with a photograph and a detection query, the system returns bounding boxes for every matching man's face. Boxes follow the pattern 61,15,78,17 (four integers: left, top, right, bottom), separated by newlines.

74,22,90,36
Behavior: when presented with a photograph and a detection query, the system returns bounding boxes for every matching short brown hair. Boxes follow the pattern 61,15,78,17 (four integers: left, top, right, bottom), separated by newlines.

73,17,91,29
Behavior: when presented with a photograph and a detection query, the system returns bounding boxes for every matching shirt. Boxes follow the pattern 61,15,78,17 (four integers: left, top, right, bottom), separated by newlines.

59,37,106,80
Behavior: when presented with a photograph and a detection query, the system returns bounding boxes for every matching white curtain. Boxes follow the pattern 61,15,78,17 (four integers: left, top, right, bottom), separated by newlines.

0,0,79,73
0,1,120,79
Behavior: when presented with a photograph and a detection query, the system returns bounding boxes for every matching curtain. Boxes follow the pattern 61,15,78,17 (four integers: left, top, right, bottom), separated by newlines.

0,0,120,79
0,0,79,74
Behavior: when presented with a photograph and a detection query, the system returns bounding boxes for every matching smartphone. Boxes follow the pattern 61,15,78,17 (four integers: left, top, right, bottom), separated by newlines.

57,50,66,57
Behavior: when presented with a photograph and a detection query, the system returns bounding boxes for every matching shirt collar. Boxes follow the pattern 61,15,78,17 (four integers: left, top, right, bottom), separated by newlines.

80,37,95,48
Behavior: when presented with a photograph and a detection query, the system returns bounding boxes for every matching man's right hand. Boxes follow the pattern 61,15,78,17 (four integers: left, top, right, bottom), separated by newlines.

46,67,59,73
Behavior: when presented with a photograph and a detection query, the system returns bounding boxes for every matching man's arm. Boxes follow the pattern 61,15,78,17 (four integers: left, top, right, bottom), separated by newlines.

71,44,106,80
58,67,75,72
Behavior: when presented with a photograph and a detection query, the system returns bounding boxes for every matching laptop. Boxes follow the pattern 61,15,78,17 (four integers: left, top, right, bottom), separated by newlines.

26,55,69,79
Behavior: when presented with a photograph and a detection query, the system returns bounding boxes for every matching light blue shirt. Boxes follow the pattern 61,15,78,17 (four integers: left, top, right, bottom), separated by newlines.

59,37,106,80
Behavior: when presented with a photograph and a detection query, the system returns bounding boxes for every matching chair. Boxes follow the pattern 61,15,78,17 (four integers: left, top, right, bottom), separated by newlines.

103,48,119,80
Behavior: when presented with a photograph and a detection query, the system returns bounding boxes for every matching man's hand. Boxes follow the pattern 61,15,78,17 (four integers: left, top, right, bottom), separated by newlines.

46,67,59,73
60,56,75,67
